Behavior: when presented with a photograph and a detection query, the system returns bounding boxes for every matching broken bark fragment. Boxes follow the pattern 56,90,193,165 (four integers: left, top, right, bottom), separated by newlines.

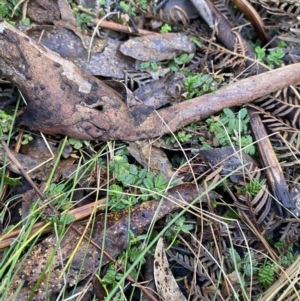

25,25,134,78
127,141,175,180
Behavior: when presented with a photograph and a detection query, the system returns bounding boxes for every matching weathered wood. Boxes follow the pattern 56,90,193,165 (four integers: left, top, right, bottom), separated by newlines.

1,21,300,141
249,108,295,214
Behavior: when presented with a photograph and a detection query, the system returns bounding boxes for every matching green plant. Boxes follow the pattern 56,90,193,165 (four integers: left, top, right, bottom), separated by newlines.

228,248,259,276
109,190,139,211
125,231,147,265
0,0,30,24
0,172,21,186
160,23,172,33
100,232,146,300
206,108,256,155
254,46,266,62
254,45,285,69
239,135,255,154
174,53,194,65
243,179,265,196
266,48,285,69
100,263,124,296
190,36,202,48
68,137,90,150
108,155,169,211
18,17,30,25
199,143,212,150
277,40,287,48
258,260,277,288
140,61,159,71
165,130,193,145
120,1,136,16
44,182,73,210
168,53,194,72
187,122,198,131
0,0,9,19
281,248,299,267
70,4,92,29
183,73,218,99
21,134,33,145
48,213,76,234
133,0,147,9
0,110,13,140
0,0,22,20
274,240,299,267
165,213,194,247
177,130,192,143
227,247,259,299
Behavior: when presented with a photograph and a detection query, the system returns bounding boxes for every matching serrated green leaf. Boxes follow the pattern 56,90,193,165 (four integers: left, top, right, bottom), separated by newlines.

223,108,235,118
153,175,167,190
138,169,147,179
129,164,138,176
143,177,154,190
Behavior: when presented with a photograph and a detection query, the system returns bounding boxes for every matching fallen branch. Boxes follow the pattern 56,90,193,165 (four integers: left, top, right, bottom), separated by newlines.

0,21,300,141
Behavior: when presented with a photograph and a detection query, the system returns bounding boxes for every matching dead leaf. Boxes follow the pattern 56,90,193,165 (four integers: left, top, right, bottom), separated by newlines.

134,72,185,109
0,145,76,182
0,148,54,180
119,33,196,62
154,237,187,301
127,141,176,180
20,137,56,159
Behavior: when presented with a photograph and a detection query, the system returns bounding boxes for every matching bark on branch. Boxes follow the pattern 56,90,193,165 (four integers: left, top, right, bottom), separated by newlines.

0,21,300,141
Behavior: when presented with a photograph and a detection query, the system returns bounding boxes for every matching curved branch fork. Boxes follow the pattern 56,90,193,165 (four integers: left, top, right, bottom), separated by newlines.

0,21,300,141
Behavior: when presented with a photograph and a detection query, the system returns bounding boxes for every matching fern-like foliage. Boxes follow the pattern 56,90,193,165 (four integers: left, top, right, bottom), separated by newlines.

279,222,300,247
250,0,300,35
205,38,248,74
214,0,268,40
254,86,300,128
248,89,300,168
132,0,191,27
123,69,155,89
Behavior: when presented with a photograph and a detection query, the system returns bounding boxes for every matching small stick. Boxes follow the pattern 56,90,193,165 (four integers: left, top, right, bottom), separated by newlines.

248,109,295,215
